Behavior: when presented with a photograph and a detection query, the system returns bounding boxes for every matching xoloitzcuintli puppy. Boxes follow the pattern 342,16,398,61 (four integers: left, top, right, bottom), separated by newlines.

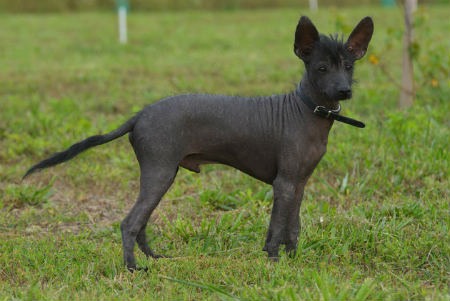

24,16,374,271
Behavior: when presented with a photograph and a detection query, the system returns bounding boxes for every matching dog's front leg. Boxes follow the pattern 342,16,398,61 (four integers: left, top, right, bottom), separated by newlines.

263,175,299,260
284,180,307,256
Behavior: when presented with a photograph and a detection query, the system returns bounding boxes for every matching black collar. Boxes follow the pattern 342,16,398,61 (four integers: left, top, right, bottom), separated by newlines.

296,86,365,128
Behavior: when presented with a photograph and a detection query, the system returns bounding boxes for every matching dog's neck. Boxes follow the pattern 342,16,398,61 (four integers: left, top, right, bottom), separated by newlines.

292,80,335,143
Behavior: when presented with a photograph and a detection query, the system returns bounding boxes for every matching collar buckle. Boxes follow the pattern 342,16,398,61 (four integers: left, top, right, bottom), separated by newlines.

314,105,341,118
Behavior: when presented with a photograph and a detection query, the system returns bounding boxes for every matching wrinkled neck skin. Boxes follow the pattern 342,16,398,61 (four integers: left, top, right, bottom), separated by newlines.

291,75,339,144
295,75,336,135
300,75,341,111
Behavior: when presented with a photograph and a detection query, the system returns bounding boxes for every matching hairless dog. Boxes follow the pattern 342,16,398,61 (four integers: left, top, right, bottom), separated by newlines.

25,16,373,271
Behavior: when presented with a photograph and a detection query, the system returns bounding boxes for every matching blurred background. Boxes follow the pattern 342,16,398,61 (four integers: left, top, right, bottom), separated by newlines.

1,1,449,299
0,0,446,12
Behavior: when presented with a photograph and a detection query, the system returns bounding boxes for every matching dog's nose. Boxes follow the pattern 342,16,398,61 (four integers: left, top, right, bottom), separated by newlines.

338,89,352,99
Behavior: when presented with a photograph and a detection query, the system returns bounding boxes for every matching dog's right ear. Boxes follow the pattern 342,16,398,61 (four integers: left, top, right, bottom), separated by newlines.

294,16,320,60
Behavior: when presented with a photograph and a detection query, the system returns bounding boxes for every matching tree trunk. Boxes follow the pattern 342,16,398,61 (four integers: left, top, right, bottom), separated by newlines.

399,0,417,108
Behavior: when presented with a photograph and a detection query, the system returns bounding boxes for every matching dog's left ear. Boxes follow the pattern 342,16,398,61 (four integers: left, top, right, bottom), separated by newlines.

345,17,374,60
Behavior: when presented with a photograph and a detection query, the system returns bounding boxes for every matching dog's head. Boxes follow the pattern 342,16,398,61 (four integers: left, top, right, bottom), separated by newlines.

294,16,374,102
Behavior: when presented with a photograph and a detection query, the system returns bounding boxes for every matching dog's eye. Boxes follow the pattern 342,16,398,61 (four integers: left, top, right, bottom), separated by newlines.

345,64,353,71
318,66,328,72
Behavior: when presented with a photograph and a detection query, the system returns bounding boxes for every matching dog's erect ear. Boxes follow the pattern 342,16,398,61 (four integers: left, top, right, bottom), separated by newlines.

294,16,320,59
345,16,374,60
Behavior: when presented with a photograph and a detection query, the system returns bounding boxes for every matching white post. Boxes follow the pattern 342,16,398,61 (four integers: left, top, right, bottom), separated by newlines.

118,5,127,44
309,0,318,11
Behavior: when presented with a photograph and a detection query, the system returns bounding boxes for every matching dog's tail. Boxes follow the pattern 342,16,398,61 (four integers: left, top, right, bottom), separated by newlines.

23,113,140,179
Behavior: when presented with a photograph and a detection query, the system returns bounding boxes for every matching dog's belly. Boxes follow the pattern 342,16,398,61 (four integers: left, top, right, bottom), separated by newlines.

179,151,277,184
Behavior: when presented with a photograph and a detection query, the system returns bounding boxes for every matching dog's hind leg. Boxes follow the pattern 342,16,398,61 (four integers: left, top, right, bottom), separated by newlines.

136,223,171,259
136,226,160,258
120,164,178,271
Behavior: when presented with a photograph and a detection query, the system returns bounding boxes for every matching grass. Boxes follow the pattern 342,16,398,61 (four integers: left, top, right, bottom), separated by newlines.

1,5,449,300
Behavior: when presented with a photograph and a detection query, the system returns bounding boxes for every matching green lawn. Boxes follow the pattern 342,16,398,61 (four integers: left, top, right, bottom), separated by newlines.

0,6,449,300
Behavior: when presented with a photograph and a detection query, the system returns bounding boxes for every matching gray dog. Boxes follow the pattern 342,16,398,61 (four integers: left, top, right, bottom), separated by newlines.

25,15,373,271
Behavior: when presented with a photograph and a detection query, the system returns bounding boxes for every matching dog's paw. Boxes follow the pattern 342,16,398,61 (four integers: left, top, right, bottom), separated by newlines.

127,265,149,273
150,253,171,259
268,256,280,263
